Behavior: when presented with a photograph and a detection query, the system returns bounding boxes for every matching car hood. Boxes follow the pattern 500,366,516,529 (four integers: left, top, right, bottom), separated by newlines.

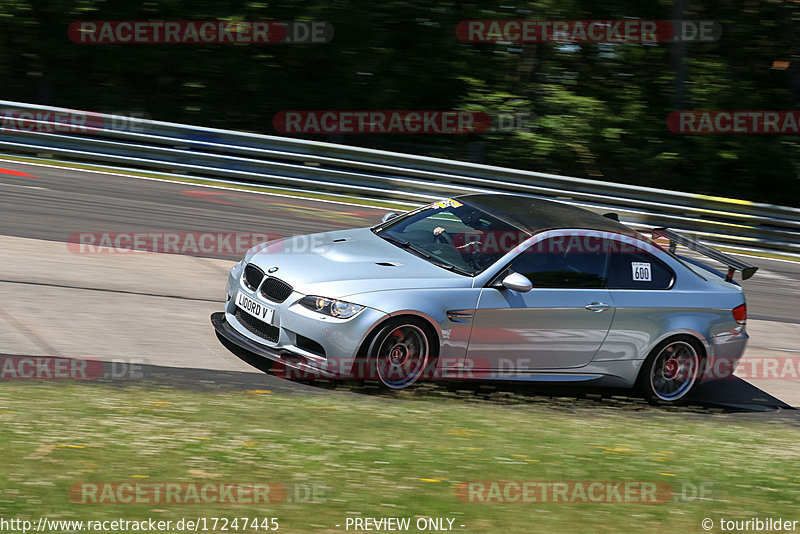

245,227,471,298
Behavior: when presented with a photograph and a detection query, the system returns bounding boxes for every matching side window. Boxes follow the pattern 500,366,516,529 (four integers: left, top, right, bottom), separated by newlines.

605,241,674,289
510,235,607,289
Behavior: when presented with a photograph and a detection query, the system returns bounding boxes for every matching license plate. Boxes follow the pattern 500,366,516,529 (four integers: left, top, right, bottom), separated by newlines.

236,291,275,323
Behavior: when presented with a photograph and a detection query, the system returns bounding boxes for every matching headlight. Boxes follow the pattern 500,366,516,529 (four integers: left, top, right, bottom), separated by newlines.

299,296,365,319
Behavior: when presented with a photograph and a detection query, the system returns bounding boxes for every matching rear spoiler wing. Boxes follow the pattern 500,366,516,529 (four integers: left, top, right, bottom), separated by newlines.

651,228,758,282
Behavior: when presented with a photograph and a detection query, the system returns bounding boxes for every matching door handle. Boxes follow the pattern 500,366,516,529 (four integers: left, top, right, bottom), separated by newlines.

585,302,610,312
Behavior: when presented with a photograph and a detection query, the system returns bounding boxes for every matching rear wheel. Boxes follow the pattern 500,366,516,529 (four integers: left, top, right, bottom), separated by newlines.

367,318,434,389
638,336,704,405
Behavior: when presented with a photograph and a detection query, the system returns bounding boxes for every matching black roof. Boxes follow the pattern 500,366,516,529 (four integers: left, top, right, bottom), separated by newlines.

457,193,638,236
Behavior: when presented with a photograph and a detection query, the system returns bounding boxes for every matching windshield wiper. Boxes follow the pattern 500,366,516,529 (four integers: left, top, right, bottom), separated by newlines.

429,260,472,276
381,235,429,256
405,243,432,259
379,234,406,246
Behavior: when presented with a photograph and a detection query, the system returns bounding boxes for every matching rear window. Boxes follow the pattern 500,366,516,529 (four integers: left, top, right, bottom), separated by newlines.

606,246,674,289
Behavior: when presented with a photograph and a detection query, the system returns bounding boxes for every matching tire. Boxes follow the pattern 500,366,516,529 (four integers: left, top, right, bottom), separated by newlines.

364,317,437,390
637,336,705,405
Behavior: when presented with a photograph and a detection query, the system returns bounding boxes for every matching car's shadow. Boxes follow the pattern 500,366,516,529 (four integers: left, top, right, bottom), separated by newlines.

5,344,790,414
692,378,792,411
217,335,793,413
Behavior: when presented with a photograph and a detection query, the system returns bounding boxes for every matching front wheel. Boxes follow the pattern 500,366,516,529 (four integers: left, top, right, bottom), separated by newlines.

638,337,704,405
367,319,433,389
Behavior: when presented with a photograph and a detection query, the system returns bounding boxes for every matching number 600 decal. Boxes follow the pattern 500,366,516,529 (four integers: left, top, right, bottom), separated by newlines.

631,262,652,282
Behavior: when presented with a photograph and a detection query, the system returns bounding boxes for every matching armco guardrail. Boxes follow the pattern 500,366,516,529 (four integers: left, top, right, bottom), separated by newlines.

1,100,799,255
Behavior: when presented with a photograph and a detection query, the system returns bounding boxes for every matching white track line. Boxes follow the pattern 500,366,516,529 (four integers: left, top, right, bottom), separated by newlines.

2,156,798,266
0,157,401,211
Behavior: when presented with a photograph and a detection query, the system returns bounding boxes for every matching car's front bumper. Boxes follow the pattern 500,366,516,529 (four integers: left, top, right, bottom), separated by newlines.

211,312,339,378
216,261,389,377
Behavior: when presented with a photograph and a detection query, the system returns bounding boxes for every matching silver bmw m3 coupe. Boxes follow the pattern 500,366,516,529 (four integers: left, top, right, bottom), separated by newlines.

212,193,757,404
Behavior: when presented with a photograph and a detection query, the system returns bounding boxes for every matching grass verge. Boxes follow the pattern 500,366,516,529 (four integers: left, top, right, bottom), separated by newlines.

1,381,799,533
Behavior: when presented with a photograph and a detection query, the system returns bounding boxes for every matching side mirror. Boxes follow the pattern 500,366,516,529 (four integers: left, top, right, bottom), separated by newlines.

381,212,399,223
501,272,533,293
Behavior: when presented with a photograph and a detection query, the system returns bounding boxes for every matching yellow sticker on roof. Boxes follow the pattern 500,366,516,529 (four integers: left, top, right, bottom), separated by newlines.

431,199,463,209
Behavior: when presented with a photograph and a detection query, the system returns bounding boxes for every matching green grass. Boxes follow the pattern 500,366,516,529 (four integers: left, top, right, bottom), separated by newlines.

1,382,799,533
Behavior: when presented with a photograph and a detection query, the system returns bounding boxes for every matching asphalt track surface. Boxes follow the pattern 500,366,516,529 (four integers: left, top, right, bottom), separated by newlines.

1,159,799,411
2,159,799,323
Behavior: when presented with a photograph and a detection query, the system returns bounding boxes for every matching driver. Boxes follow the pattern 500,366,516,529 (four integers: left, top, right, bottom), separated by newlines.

433,209,488,251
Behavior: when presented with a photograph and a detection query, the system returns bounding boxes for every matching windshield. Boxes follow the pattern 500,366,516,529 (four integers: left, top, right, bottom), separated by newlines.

373,199,529,276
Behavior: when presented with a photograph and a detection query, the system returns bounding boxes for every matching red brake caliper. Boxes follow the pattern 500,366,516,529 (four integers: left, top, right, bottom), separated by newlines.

663,358,678,379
